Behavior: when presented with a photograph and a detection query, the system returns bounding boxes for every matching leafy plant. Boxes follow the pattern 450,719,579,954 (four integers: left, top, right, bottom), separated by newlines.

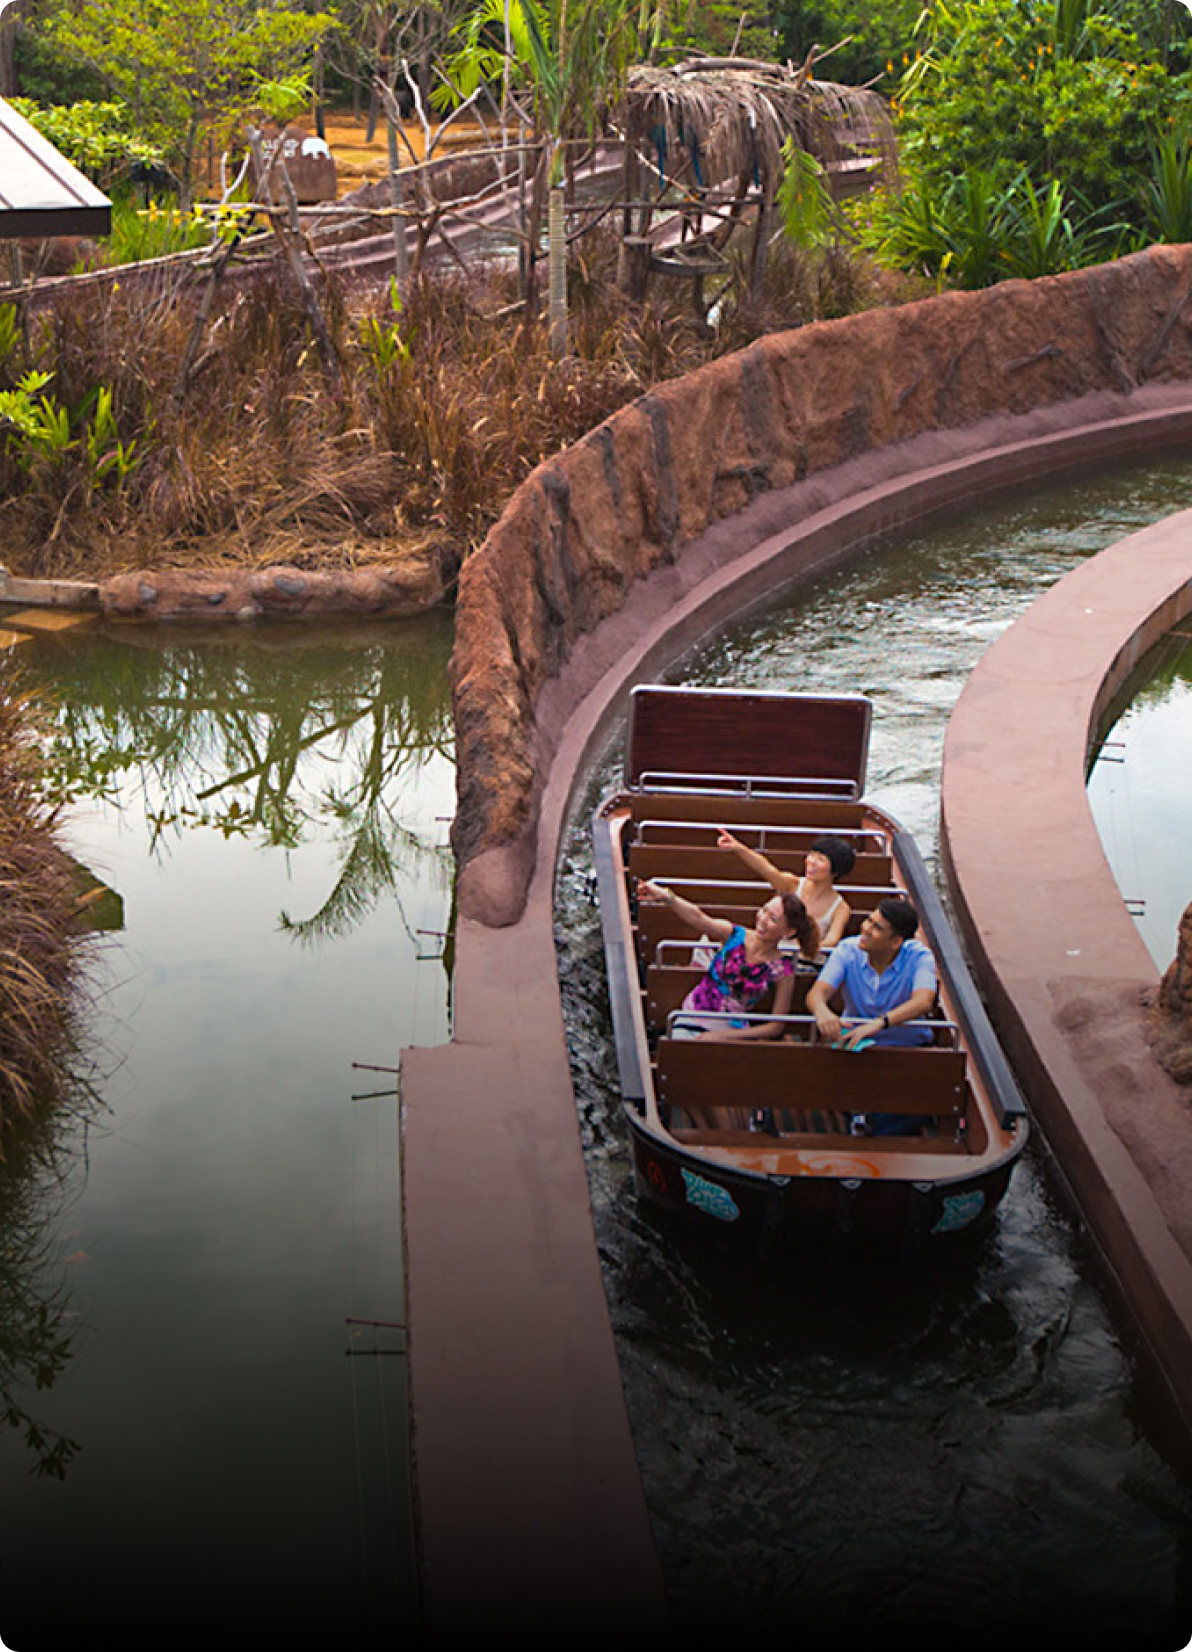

0,373,73,468
358,277,411,374
84,386,140,490
1143,131,1192,242
895,0,1189,229
777,139,837,251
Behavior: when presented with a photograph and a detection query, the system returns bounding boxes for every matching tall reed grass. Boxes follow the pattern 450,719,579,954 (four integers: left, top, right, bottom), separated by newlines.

0,227,882,582
0,675,87,1137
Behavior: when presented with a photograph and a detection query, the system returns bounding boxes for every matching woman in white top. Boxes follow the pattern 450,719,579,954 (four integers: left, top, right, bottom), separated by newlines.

716,829,856,949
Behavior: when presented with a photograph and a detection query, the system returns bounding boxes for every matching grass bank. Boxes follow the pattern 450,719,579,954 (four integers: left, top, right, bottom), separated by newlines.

0,676,88,1138
0,229,898,585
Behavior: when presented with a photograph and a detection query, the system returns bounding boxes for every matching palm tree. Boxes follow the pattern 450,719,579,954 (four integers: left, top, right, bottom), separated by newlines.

446,0,639,352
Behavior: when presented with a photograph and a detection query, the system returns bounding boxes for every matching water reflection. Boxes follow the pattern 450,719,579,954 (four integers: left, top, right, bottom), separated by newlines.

0,614,455,1648
37,620,455,949
1089,628,1192,973
557,458,1192,1645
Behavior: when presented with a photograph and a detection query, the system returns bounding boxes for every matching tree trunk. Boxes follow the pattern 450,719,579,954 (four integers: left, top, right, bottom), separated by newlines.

0,3,20,99
249,130,344,400
547,178,568,357
385,113,409,298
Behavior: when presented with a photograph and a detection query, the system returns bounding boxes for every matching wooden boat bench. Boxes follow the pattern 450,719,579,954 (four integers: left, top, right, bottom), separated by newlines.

623,792,875,832
636,820,889,855
644,963,821,1032
629,842,894,888
634,887,896,968
654,1037,969,1144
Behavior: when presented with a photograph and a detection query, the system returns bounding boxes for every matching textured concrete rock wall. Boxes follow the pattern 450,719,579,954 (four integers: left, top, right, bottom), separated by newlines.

452,245,1192,924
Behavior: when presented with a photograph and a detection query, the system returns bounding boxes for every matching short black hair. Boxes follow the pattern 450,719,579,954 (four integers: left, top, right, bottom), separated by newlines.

811,834,856,878
877,896,919,941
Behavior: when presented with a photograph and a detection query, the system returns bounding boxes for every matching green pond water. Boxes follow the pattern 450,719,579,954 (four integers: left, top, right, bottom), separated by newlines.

0,616,455,1646
1,458,1191,1649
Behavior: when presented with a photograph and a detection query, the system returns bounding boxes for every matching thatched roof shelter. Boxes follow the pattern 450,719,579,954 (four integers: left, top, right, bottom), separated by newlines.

618,56,897,200
610,56,896,301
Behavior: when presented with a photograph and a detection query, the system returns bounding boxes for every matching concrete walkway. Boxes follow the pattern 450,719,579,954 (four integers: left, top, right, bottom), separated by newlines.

941,509,1192,1465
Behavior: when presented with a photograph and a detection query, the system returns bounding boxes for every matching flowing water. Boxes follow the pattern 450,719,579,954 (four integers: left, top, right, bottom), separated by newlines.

0,616,455,1647
3,461,1192,1649
555,457,1192,1647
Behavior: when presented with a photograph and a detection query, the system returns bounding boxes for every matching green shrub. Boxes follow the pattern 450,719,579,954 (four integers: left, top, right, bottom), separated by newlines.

896,0,1192,228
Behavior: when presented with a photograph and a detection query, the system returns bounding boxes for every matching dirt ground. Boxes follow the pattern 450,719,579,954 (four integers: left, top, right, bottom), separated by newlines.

292,111,488,196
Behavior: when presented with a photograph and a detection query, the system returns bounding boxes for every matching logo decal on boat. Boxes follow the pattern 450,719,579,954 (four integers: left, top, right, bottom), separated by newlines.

932,1190,986,1233
681,1168,740,1222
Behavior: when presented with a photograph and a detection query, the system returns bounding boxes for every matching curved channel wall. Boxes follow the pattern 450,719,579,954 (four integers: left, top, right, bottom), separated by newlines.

453,244,1192,927
940,515,1192,1465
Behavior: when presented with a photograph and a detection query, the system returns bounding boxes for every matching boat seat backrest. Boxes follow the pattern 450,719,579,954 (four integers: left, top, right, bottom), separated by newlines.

635,889,894,966
644,964,820,1029
654,1038,968,1121
627,793,873,831
629,843,893,888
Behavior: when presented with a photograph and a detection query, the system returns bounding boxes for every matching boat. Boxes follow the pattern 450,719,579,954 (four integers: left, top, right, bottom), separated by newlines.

591,685,1029,1247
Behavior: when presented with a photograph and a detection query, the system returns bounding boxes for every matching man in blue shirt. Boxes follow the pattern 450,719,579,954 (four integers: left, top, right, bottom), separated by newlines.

805,896,938,1133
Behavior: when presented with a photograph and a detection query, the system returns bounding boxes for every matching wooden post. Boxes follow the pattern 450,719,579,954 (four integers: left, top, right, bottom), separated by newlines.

248,129,344,400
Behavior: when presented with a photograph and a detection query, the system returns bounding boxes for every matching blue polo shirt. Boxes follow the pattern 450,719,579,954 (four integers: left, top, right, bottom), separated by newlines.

816,935,937,1045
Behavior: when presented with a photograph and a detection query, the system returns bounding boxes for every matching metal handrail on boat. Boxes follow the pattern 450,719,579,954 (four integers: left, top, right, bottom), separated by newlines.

634,818,890,852
636,770,860,800
662,1009,961,1046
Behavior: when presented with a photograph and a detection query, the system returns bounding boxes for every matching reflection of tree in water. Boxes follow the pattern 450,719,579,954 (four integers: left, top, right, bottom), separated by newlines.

0,1092,99,1480
31,619,455,945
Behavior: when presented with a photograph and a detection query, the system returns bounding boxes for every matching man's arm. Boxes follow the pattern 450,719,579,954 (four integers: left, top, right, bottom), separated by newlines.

836,984,936,1050
806,958,845,1044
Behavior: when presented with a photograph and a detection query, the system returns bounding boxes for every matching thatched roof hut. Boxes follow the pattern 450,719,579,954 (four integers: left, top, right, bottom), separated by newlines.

611,56,896,300
617,56,898,200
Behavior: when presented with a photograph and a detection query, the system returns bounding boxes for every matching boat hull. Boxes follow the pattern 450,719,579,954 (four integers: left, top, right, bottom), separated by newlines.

626,1111,1016,1247
593,686,1029,1250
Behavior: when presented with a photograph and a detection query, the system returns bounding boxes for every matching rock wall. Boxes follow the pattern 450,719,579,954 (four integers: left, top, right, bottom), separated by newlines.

452,244,1192,924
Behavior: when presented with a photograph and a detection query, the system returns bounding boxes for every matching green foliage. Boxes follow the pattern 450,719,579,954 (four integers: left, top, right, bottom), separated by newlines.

774,0,921,85
37,0,336,203
441,0,637,140
865,163,1127,286
358,277,411,374
776,138,836,248
104,198,211,267
6,96,161,186
670,0,777,62
84,386,140,488
1143,129,1192,240
0,363,140,495
896,0,1192,224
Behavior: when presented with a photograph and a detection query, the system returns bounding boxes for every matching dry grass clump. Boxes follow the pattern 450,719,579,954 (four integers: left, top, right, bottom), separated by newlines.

0,673,86,1137
0,227,882,583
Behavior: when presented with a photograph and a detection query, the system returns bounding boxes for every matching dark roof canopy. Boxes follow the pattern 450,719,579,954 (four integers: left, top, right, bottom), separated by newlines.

0,96,111,239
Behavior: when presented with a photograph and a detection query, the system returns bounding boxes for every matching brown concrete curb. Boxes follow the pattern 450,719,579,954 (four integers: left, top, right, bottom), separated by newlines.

940,512,1192,1465
403,384,1192,1637
0,561,445,624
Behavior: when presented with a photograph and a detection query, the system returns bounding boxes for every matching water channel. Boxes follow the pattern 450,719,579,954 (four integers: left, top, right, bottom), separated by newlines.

1,461,1192,1648
556,456,1192,1647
